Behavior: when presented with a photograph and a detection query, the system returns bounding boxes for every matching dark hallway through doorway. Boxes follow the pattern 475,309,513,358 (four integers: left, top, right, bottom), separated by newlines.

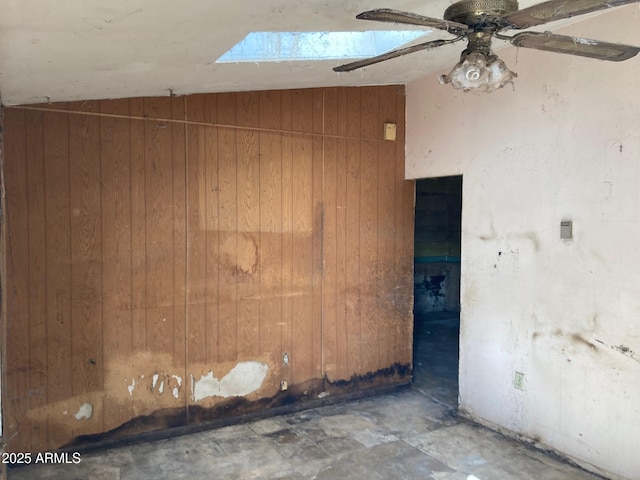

412,176,462,409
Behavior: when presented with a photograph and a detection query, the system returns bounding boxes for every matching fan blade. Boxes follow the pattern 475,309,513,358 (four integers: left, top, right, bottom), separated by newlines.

511,31,640,61
504,0,638,29
356,9,468,35
333,38,456,72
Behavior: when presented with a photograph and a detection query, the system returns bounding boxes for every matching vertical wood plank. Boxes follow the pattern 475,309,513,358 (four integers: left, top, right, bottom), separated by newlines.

204,95,220,363
359,87,381,373
259,91,283,378
378,85,400,126
68,103,104,436
171,96,188,404
25,109,48,451
312,88,324,136
291,89,314,383
311,89,324,379
280,91,294,385
335,89,349,381
236,92,261,359
398,89,413,366
395,86,407,144
43,109,73,448
323,88,339,137
376,87,398,368
345,88,362,377
345,138,362,378
401,170,415,367
359,137,379,373
99,99,134,431
129,99,147,353
347,88,361,139
217,93,239,363
360,87,380,140
393,101,405,365
4,108,32,452
185,95,207,366
321,88,338,380
337,88,349,139
144,97,175,356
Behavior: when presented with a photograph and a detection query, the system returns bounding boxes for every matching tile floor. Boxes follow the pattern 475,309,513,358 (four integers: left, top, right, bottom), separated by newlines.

8,312,602,479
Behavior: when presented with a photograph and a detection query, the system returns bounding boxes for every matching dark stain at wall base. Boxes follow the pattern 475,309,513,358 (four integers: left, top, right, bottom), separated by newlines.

61,363,411,454
325,363,412,391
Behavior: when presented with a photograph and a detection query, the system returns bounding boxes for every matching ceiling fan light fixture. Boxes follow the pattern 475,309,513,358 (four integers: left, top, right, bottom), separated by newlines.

334,1,640,88
439,51,517,93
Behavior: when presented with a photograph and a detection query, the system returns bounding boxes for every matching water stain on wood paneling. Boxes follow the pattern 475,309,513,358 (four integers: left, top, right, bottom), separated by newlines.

2,86,413,453
63,362,411,450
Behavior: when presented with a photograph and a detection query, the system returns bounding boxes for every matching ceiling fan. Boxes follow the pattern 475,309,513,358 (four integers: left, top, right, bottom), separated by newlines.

333,0,640,92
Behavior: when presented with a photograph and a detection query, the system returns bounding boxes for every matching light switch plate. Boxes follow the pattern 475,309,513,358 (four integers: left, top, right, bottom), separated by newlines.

384,123,397,141
561,220,572,239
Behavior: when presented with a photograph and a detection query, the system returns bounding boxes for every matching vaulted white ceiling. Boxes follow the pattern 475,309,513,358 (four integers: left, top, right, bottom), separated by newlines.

0,0,638,105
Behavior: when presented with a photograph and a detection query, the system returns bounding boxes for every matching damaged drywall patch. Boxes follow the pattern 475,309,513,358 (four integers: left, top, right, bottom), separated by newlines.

192,361,269,401
74,403,93,421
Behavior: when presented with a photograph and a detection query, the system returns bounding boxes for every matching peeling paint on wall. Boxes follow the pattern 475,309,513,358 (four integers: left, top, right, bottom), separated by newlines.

192,361,269,401
172,375,183,399
74,403,93,421
127,372,186,399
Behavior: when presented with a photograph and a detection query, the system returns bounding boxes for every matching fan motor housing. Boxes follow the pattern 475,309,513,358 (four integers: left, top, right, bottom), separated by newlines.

444,0,519,28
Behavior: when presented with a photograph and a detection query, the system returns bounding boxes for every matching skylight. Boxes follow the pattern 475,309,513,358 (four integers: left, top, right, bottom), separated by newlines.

216,31,430,63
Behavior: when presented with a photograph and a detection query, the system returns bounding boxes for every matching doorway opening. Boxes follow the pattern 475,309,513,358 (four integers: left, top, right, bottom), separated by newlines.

412,175,462,409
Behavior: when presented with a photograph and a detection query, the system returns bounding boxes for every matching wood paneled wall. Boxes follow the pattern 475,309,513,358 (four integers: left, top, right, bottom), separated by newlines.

2,86,414,453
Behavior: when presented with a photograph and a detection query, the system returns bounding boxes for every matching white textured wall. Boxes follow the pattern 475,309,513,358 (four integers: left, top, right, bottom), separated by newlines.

406,6,640,480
